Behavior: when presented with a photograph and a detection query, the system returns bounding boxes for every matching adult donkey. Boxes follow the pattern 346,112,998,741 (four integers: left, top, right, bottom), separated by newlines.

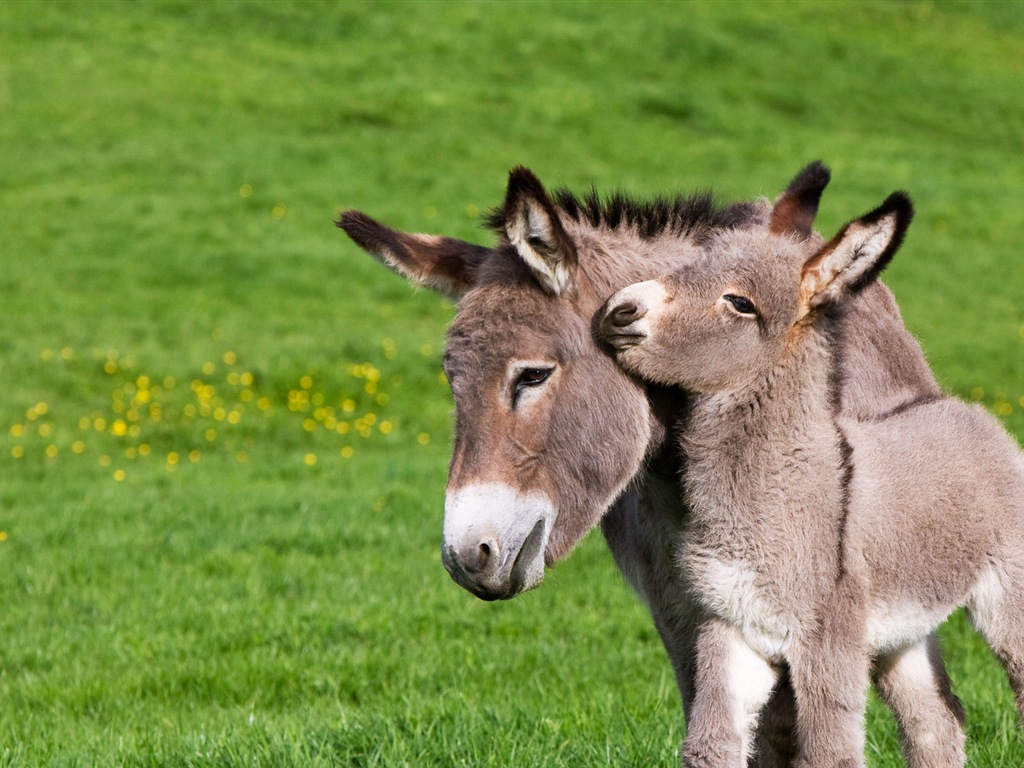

337,164,962,766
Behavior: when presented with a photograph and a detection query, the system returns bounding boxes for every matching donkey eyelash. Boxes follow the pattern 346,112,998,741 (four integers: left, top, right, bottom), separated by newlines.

511,366,554,407
723,293,757,316
515,367,553,392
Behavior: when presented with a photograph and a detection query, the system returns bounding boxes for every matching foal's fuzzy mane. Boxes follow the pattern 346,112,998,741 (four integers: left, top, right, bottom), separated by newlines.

486,187,759,241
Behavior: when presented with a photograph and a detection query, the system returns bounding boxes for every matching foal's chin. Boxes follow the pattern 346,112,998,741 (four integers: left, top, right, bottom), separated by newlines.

609,345,660,387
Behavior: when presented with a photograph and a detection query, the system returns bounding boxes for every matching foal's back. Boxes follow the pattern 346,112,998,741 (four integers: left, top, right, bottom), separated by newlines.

844,397,1024,611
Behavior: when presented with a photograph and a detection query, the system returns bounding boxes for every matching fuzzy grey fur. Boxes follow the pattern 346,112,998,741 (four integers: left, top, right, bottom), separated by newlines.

600,182,1024,766
338,165,965,766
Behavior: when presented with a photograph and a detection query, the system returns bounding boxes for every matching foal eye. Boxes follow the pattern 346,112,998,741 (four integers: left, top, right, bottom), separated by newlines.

723,294,757,315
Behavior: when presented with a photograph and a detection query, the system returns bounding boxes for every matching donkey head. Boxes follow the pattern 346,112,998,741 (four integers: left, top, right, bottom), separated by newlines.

599,162,914,394
339,168,656,600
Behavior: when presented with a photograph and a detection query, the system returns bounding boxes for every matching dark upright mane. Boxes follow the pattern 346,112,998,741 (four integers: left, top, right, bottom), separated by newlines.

486,186,758,242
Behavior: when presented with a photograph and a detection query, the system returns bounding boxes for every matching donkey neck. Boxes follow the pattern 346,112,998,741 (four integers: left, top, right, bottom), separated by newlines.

682,320,846,533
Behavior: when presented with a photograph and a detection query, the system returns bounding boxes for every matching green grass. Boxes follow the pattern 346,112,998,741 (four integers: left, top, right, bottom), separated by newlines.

1,0,1023,764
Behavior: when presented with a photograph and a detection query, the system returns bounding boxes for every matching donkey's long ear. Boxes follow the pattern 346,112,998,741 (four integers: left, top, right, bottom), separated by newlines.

799,192,914,314
492,166,577,296
337,211,490,299
769,160,832,238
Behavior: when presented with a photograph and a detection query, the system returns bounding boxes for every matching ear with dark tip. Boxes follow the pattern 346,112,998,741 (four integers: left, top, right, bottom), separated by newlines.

498,166,578,296
799,191,914,314
768,160,832,238
337,210,490,299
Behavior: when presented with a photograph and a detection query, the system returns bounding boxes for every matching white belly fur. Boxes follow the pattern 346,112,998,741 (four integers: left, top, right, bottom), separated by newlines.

696,555,982,662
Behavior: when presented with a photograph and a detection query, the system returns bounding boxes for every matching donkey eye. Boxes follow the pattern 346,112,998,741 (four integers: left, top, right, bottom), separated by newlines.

723,294,757,315
515,367,553,393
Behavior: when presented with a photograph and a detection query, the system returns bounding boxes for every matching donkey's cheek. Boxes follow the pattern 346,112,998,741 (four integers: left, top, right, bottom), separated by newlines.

541,361,654,565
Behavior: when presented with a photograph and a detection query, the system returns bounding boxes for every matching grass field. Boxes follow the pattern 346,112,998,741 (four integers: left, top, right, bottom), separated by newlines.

2,1,1023,765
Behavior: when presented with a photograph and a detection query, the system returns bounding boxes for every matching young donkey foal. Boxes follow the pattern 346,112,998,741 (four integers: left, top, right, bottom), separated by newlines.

600,184,1024,766
339,165,965,766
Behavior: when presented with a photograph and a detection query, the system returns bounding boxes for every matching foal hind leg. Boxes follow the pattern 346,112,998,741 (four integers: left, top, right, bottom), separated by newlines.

873,634,965,768
968,566,1024,727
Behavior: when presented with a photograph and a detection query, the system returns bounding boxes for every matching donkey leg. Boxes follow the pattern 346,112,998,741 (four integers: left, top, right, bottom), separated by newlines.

790,649,870,768
683,618,779,768
661,614,797,768
873,634,966,768
968,567,1024,727
788,605,871,768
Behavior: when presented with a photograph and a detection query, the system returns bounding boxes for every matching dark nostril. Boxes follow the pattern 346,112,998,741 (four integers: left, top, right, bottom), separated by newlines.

461,538,496,574
477,541,491,567
608,301,644,328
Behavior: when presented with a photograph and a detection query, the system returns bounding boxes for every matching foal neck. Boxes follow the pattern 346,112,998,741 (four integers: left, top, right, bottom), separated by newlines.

681,321,846,533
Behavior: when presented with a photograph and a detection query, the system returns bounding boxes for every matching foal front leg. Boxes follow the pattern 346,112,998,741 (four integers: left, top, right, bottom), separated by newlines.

683,618,780,768
789,610,871,768
659,613,798,767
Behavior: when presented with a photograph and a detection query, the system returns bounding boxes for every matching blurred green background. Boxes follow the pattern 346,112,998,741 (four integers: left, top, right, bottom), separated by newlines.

1,1,1022,764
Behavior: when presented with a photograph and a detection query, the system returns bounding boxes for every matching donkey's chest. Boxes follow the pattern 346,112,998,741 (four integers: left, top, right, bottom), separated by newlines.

681,413,844,661
684,547,796,663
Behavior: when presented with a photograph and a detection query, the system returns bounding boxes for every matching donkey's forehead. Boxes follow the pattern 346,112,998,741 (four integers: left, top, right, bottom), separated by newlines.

660,229,811,329
700,229,817,288
445,283,587,366
711,226,824,263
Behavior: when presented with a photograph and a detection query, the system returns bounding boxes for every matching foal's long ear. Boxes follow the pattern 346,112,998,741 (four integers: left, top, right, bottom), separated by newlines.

799,192,914,314
337,211,490,299
769,160,832,238
492,166,577,296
